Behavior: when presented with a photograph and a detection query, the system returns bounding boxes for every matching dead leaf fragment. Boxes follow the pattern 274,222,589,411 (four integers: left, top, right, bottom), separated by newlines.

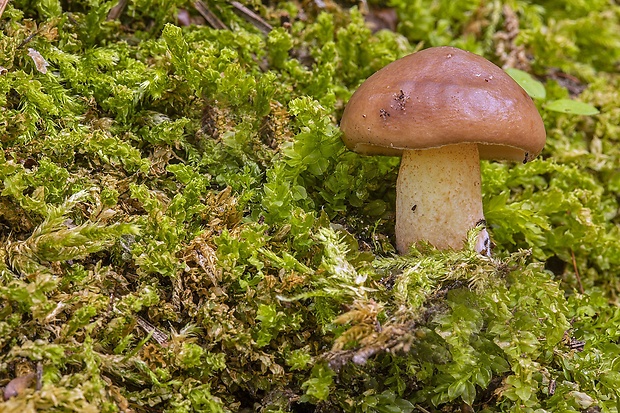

3,372,36,400
364,7,398,33
136,316,169,346
27,48,49,74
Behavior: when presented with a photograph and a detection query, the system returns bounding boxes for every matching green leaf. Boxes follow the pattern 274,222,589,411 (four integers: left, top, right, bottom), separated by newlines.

447,380,466,400
473,366,492,388
545,99,600,115
301,362,334,401
505,68,546,100
461,381,476,407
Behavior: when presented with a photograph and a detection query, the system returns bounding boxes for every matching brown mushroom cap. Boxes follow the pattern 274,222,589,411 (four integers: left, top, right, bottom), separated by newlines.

340,46,546,162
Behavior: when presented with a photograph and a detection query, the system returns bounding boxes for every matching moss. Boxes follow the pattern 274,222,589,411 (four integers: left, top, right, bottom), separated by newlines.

1,0,620,412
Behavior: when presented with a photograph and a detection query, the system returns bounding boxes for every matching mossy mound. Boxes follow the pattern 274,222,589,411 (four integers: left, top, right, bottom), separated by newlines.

1,1,620,412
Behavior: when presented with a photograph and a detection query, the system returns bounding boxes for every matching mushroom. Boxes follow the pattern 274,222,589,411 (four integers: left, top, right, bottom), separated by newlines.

340,46,546,254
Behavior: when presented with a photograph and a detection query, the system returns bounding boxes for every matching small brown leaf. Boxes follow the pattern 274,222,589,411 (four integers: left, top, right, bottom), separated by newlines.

3,372,36,400
27,48,49,74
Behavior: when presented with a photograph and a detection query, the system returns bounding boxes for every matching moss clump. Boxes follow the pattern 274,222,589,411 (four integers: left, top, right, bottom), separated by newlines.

1,0,619,412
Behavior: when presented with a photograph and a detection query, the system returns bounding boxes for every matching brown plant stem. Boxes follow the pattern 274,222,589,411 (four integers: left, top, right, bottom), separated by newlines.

570,249,584,294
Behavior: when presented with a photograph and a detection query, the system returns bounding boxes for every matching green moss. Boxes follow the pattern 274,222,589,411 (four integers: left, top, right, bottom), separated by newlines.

1,0,620,412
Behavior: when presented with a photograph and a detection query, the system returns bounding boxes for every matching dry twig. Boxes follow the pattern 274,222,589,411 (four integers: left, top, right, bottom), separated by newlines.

194,0,228,30
230,1,272,35
107,0,128,21
0,0,9,20
570,249,584,294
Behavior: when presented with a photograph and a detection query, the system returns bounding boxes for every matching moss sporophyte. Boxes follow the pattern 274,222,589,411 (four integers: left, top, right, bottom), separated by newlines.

1,1,619,412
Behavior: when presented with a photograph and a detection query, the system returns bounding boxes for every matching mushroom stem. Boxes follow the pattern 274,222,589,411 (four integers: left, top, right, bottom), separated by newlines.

395,142,488,254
